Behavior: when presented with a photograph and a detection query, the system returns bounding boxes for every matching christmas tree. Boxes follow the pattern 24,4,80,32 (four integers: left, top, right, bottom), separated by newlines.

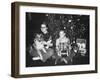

44,14,89,44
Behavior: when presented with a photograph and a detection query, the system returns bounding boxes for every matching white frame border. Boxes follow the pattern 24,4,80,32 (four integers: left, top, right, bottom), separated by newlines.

19,5,96,75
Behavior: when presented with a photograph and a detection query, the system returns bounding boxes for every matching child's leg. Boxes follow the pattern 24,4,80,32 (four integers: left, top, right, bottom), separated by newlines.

37,50,43,60
42,48,47,53
62,58,68,64
32,57,41,60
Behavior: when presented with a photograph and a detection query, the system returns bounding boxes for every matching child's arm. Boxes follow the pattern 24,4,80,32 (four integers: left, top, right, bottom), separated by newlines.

56,39,61,56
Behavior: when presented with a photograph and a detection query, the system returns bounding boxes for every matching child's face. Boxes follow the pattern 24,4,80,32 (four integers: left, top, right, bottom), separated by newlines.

59,31,65,38
41,24,47,33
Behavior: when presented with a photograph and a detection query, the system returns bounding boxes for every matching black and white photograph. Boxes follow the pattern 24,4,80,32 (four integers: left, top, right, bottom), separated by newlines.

26,13,90,67
11,2,97,78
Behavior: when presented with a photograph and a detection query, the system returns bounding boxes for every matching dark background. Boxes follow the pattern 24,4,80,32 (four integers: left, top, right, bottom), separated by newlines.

26,12,90,67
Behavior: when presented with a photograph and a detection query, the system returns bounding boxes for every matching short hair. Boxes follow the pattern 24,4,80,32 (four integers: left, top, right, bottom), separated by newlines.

59,30,65,34
41,23,47,28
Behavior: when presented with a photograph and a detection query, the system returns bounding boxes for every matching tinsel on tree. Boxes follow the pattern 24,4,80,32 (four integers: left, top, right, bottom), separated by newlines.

44,14,89,44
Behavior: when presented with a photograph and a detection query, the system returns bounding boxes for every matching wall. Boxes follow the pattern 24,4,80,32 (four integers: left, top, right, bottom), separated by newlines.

0,0,100,80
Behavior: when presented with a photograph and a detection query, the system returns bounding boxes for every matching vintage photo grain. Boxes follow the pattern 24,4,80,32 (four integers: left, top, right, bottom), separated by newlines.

26,13,90,67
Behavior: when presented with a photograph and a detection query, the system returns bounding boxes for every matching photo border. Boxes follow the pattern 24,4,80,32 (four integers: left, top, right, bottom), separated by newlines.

11,2,98,78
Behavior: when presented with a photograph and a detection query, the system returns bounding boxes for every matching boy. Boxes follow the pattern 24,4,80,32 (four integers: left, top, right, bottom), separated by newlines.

55,30,71,64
